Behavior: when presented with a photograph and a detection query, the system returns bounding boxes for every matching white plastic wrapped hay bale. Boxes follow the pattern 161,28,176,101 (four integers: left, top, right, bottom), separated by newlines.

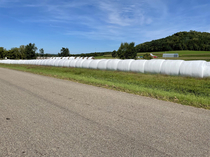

63,60,71,67
97,59,110,70
42,59,49,66
160,60,184,76
89,60,101,69
144,59,165,74
75,59,86,68
57,60,66,67
48,59,57,66
40,60,46,65
203,62,210,78
117,59,135,72
179,61,206,78
81,59,93,69
69,57,75,60
130,60,148,73
54,59,62,67
44,59,51,66
106,59,121,71
8,60,14,64
69,59,79,67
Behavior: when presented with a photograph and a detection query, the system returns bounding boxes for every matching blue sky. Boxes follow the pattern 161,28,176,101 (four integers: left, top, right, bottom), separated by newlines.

0,0,210,54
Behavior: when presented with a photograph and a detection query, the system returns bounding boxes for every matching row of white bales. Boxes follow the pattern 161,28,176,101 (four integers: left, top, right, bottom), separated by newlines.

0,57,210,78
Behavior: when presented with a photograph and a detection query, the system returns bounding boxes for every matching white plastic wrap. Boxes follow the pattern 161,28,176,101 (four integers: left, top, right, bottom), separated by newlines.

203,62,210,78
160,60,184,76
69,59,79,67
117,59,135,71
58,60,66,67
89,60,101,69
63,60,71,67
97,59,109,70
130,60,148,73
179,61,206,78
40,60,45,65
75,59,86,68
54,60,61,66
81,60,93,69
144,59,165,74
106,59,121,71
49,59,57,66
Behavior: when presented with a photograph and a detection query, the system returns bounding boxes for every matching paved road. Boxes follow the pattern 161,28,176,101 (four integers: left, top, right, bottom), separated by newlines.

0,67,210,157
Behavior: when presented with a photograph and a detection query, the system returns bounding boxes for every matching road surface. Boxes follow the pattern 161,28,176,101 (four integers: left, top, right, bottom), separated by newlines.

0,67,210,157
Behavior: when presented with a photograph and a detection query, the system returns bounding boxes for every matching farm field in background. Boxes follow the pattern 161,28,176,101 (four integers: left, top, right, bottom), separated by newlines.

95,50,210,61
0,64,210,109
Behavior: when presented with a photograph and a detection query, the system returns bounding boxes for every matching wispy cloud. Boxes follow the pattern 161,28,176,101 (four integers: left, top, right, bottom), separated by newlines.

1,0,210,53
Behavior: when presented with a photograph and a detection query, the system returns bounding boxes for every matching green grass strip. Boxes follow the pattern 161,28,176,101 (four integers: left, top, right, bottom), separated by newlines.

1,64,210,109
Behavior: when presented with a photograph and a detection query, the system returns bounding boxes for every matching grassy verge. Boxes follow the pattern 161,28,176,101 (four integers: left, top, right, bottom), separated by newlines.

1,64,210,109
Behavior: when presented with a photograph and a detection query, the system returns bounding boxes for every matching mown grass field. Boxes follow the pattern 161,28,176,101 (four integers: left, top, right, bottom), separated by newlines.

95,50,210,61
0,64,210,110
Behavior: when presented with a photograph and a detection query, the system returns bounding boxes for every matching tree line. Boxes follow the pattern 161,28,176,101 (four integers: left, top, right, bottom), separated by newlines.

0,43,72,59
135,30,210,52
112,30,210,59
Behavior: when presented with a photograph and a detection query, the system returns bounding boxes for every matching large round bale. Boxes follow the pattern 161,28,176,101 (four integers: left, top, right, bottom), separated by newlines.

42,59,49,66
97,59,110,70
49,59,57,66
8,60,14,64
54,59,62,67
130,60,148,73
144,59,165,74
63,60,71,67
117,59,135,72
106,59,121,71
69,59,79,67
203,62,210,78
179,61,206,78
25,60,30,65
4,60,10,64
32,60,37,65
75,59,86,68
89,60,101,69
45,59,51,66
57,60,66,67
81,60,93,69
39,60,45,66
34,60,40,65
160,60,184,76
69,57,75,60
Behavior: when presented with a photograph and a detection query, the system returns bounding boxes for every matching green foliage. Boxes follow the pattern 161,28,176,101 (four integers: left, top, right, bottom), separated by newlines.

117,42,137,59
25,43,37,59
0,47,7,59
39,48,44,57
143,53,153,59
136,30,210,52
112,50,117,58
59,47,70,57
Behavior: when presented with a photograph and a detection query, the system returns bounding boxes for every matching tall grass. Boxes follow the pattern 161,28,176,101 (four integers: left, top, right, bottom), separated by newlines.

1,64,210,109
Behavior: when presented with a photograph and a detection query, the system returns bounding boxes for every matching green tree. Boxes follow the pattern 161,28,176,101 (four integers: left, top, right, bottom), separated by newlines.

117,42,137,59
19,45,26,59
59,47,70,57
112,50,117,58
39,48,44,57
25,43,37,59
0,47,7,59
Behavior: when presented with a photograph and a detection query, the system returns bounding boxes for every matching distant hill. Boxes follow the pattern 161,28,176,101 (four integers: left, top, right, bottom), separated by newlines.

135,30,210,52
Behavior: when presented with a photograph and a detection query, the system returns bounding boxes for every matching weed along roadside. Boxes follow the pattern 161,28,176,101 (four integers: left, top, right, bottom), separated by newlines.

1,64,210,109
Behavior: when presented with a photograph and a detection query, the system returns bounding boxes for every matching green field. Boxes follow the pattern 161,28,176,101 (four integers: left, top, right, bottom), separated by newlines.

95,50,210,61
0,64,210,110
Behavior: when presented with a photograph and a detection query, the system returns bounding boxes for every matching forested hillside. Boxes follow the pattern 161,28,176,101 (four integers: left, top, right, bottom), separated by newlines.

136,31,210,52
